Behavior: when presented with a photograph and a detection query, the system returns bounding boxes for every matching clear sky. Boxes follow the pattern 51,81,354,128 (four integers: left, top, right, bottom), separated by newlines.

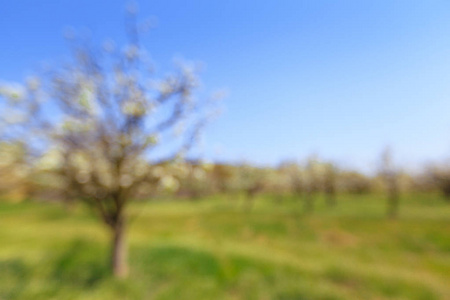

1,0,450,171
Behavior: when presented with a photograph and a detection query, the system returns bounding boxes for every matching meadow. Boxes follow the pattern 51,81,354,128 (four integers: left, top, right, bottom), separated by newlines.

0,194,449,300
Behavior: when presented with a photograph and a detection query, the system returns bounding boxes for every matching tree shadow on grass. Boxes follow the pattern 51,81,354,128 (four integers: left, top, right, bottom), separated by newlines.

0,259,30,300
50,239,109,289
0,239,110,300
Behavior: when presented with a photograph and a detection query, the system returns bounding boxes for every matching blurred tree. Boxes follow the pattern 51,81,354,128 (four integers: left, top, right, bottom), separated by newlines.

278,160,304,202
339,171,372,194
267,167,291,203
426,165,450,201
176,160,211,200
323,162,337,207
238,164,267,212
379,147,400,219
210,163,235,194
304,155,320,213
0,10,219,278
0,142,32,202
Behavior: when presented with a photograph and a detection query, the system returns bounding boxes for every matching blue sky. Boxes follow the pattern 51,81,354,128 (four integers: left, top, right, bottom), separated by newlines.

1,1,450,171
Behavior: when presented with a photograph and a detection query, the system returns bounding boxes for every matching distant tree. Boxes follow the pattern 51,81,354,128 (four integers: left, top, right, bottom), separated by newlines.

0,142,32,202
339,171,372,194
292,172,305,199
304,155,319,213
238,164,267,212
323,162,337,207
426,165,450,201
0,10,219,278
278,161,304,202
210,163,235,194
379,148,400,218
176,160,211,200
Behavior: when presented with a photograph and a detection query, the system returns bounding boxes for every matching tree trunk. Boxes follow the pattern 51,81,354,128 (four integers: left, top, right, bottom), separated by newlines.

386,176,399,219
111,221,128,278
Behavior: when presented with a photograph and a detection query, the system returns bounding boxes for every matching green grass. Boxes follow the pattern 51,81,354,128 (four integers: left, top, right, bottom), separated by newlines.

0,193,449,299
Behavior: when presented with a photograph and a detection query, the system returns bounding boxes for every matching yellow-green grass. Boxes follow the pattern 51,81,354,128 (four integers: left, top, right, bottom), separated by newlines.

0,193,449,299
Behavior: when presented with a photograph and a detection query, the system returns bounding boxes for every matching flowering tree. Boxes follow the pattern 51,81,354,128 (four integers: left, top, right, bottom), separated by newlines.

0,11,219,278
323,162,338,207
379,147,400,219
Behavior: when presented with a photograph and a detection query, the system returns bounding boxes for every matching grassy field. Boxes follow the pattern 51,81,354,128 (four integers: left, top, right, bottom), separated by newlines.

0,194,449,300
